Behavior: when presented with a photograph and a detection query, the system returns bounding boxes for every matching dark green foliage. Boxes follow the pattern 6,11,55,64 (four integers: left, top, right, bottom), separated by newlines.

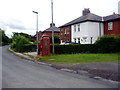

0,29,11,46
12,32,33,42
50,44,98,54
95,35,120,53
20,44,36,52
11,35,36,52
50,35,60,44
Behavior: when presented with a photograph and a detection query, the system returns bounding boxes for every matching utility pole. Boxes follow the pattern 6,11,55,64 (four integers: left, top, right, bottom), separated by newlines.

51,0,54,54
33,11,39,55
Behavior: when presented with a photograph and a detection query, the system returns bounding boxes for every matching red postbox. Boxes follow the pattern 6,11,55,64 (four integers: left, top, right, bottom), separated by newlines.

37,44,41,55
40,35,50,56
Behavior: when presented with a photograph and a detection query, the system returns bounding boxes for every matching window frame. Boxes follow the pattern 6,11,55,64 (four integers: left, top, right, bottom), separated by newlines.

74,38,76,43
78,24,80,32
78,38,80,44
64,28,67,34
61,29,63,35
108,22,113,30
74,25,76,32
67,27,69,34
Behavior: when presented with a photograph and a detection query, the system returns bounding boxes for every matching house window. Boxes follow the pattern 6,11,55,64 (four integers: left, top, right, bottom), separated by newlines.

65,28,67,34
78,38,80,44
78,24,80,32
67,28,69,34
67,39,69,43
74,38,76,43
91,37,93,44
61,29,62,35
108,22,113,30
61,40,62,43
65,39,67,43
74,25,76,32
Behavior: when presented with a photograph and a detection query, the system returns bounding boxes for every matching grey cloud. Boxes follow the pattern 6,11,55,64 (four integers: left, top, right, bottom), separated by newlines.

0,18,29,30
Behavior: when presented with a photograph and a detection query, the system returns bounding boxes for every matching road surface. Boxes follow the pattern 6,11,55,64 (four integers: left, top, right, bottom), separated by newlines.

2,46,118,88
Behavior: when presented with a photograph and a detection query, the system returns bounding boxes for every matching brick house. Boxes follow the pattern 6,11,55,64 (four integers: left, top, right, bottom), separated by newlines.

31,31,42,41
59,25,71,44
42,23,60,37
32,23,60,41
103,13,120,36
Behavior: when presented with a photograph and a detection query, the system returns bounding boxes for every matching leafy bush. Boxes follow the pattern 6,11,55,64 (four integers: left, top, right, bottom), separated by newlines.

50,35,60,44
11,35,36,52
22,44,36,52
50,44,98,54
95,35,120,53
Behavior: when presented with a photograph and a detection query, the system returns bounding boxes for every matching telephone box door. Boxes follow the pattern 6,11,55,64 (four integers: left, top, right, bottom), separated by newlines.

41,35,50,56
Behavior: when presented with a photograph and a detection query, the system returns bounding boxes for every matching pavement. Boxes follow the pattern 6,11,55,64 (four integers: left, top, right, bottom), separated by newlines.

9,46,120,82
24,52,37,57
3,46,119,88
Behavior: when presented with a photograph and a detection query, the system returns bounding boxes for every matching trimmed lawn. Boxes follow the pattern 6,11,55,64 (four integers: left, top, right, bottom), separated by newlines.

39,53,119,64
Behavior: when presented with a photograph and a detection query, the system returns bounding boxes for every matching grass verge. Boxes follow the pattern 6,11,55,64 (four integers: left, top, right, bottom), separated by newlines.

39,53,119,64
8,48,28,60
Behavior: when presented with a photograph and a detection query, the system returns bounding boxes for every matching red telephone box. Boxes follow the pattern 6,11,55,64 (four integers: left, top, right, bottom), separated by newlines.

40,35,50,56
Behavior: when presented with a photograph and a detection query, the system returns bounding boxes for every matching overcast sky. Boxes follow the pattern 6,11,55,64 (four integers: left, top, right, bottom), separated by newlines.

0,0,120,37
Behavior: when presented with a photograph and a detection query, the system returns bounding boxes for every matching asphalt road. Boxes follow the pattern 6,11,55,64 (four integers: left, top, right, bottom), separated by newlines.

2,46,118,88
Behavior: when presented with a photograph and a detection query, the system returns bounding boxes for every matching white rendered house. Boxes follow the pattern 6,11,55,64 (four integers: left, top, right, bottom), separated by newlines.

59,9,104,44
71,18,104,44
70,13,104,44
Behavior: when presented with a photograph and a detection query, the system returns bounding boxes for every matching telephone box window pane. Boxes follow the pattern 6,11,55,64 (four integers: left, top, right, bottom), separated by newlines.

108,22,113,30
44,40,49,55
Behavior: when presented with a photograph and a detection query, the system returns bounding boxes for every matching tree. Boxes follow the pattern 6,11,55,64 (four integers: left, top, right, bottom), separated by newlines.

12,32,33,42
0,28,10,46
50,35,60,44
11,35,30,52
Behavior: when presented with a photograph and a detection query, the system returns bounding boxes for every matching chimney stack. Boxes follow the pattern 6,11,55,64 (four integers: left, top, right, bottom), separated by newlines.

82,8,90,16
50,23,55,27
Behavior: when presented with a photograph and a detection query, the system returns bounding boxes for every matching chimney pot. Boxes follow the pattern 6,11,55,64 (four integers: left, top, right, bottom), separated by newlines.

50,23,55,27
82,8,90,16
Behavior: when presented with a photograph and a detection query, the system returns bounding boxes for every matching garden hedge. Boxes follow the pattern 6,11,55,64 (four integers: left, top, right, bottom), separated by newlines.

50,43,120,54
50,35,120,54
50,44,97,54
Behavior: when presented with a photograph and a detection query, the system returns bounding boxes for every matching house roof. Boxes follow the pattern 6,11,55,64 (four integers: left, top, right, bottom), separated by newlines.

59,13,102,28
103,14,120,22
43,26,60,32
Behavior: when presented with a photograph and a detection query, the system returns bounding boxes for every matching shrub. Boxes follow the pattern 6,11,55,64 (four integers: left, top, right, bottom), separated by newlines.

95,35,120,53
11,35,36,52
22,44,36,52
50,35,60,44
50,44,98,54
